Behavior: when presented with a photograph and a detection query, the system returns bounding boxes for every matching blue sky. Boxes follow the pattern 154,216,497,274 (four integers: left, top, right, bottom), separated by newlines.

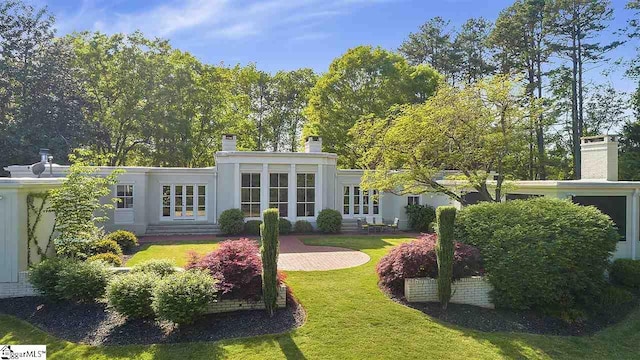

39,0,637,91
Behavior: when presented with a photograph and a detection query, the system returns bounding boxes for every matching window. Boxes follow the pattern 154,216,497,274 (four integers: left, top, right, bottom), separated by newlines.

362,190,370,214
269,173,288,217
162,186,171,217
354,186,360,215
407,196,420,206
198,185,206,217
241,173,261,217
372,190,379,215
343,186,350,215
116,184,134,209
175,185,183,217
296,173,315,217
573,196,627,241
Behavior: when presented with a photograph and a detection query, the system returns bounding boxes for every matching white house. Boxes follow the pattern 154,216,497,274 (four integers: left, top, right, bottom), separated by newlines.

1,134,639,260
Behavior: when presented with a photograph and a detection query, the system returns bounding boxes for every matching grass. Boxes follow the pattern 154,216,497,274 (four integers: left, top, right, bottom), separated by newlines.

126,238,221,267
3,235,640,359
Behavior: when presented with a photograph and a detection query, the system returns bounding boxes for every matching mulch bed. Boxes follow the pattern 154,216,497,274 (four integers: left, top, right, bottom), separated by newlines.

0,294,305,345
384,286,639,336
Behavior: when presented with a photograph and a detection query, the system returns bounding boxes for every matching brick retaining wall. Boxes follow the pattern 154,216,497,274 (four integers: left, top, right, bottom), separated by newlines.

404,276,494,309
0,271,38,298
205,284,287,313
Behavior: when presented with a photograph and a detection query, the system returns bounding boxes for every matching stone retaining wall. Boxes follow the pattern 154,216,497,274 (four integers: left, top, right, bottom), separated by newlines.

205,284,287,313
404,276,494,309
0,271,38,298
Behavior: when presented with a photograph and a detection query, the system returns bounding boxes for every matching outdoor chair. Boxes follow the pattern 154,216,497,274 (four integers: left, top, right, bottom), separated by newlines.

387,217,399,233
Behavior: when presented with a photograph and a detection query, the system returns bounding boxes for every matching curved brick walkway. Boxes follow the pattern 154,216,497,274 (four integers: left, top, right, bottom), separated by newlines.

278,236,370,271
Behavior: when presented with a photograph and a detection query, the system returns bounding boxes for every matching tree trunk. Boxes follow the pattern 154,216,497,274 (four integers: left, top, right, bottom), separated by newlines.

536,42,546,180
570,18,580,179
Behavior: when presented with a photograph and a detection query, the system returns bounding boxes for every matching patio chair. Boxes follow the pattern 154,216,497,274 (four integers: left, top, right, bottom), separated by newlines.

359,218,370,234
387,218,399,233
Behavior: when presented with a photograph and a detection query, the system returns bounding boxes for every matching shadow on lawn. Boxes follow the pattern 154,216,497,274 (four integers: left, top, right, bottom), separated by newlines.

276,333,307,360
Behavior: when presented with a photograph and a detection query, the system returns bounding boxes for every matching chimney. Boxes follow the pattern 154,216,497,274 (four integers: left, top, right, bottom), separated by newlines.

221,134,237,151
304,136,322,153
581,135,618,181
39,148,50,163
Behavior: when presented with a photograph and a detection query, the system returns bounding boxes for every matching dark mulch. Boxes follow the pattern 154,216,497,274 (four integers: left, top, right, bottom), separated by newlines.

384,286,639,336
0,294,305,345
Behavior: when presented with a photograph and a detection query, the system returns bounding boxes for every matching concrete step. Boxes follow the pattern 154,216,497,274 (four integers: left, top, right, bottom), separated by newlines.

145,223,221,236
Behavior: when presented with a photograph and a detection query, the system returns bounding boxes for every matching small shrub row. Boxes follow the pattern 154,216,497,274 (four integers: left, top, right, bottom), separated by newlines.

220,208,312,234
53,229,138,265
30,258,112,302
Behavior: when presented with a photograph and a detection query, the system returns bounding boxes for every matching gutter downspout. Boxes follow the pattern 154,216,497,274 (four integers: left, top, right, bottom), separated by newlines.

633,189,639,260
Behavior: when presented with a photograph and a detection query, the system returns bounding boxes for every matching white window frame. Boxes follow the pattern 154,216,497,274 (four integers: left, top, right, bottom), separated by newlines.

296,173,316,218
342,185,380,217
241,173,261,218
160,184,207,221
115,184,134,209
269,173,289,217
407,195,420,206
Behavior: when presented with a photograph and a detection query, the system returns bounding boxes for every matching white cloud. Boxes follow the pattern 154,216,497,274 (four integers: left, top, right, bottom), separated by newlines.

53,0,396,41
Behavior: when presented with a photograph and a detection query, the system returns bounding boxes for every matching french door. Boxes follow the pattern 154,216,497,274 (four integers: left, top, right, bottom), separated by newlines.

161,184,207,220
342,185,379,218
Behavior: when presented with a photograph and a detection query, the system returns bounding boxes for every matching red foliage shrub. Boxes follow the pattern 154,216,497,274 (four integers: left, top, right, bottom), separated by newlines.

186,238,263,300
376,234,483,294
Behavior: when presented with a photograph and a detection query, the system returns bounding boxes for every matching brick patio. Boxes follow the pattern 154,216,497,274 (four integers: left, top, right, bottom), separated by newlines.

278,236,370,271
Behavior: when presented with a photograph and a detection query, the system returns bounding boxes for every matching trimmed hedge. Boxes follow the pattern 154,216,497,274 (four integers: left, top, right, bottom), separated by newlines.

455,198,619,314
88,253,123,267
106,272,159,319
376,234,483,294
279,218,292,235
219,208,245,235
29,258,75,299
405,204,436,232
105,230,139,253
610,259,640,288
244,220,263,235
293,220,313,233
55,260,112,302
316,209,342,233
91,239,123,256
152,270,217,325
131,259,177,277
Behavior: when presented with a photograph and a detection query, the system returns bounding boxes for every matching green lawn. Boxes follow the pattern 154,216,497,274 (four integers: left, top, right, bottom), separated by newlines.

125,238,221,267
3,235,640,359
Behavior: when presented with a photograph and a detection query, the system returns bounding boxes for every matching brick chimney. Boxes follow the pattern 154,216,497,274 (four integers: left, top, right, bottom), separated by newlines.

304,136,322,153
580,135,618,181
221,134,237,151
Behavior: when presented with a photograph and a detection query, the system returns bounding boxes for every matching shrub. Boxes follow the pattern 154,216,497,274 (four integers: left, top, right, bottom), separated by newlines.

376,234,483,294
455,198,619,313
293,220,313,233
186,238,262,299
88,253,122,267
610,259,640,288
405,204,436,232
107,272,159,319
91,239,123,256
131,259,177,277
219,209,245,235
244,220,262,235
54,227,104,260
105,230,139,253
435,206,456,309
316,209,342,233
261,209,280,316
152,270,217,325
29,258,74,299
279,218,292,235
55,260,112,302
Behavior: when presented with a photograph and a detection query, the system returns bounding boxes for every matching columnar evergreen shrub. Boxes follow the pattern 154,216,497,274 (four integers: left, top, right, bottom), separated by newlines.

186,239,262,299
376,234,482,294
131,259,177,277
244,220,262,235
152,270,217,325
455,198,619,314
88,252,123,267
293,220,313,233
405,204,436,232
610,259,640,288
105,230,139,252
261,209,280,317
107,272,159,318
316,209,342,233
435,206,456,309
219,209,245,235
29,258,75,299
279,218,292,235
54,260,112,302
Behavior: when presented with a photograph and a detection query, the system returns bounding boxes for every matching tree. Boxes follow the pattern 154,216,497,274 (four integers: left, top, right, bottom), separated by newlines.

454,18,495,84
620,121,640,180
353,75,530,203
583,83,629,136
303,46,439,168
0,1,89,175
546,0,621,179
